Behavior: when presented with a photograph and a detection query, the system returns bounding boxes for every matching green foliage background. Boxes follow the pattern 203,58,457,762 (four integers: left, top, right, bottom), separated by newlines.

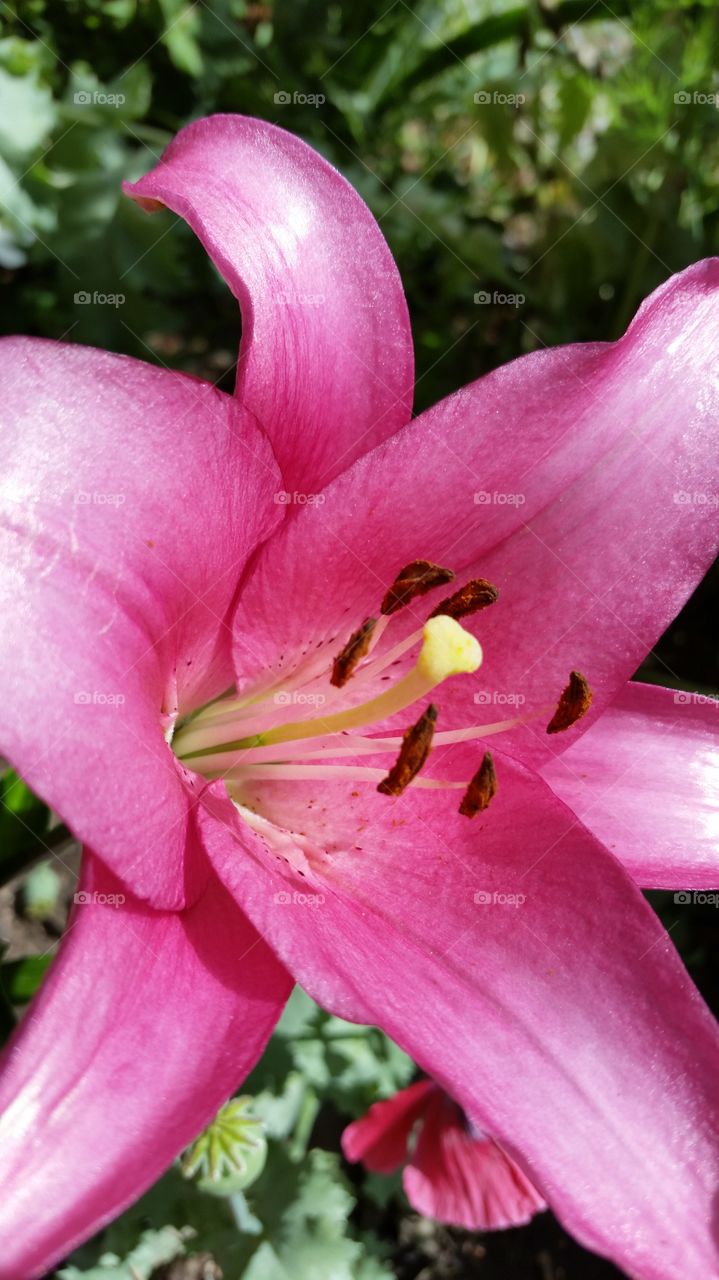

4,0,719,413
0,2,717,1276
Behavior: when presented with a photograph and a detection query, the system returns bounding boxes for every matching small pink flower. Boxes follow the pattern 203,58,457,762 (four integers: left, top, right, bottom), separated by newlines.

0,115,717,1279
343,1080,546,1231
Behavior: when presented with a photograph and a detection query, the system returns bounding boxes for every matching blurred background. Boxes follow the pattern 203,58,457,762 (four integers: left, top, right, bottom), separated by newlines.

0,1,717,1276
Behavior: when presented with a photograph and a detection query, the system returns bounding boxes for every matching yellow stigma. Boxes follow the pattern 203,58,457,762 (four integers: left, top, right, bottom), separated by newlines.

418,616,482,683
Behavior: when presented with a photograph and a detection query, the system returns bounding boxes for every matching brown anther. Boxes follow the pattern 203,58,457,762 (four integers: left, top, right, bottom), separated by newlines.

546,670,592,734
381,560,455,616
429,578,499,620
331,618,377,688
459,751,497,818
377,704,438,797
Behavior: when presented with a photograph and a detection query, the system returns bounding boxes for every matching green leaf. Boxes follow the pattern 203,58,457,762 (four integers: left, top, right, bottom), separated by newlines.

64,62,151,124
0,62,55,161
0,151,56,266
2,954,53,1003
241,1148,393,1280
256,987,415,1117
557,74,594,149
365,0,633,106
62,1168,240,1273
0,768,52,883
109,63,152,122
63,1144,391,1278
57,1225,191,1279
250,1069,308,1142
158,0,204,77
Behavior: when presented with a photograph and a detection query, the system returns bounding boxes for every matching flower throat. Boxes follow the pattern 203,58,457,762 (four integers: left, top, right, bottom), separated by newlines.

172,560,592,816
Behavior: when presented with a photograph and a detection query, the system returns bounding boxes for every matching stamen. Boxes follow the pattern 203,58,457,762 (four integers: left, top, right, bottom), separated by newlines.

222,763,465,789
171,553,593,821
377,704,437,796
359,579,498,683
546,670,592,734
358,611,390,658
249,714,534,761
350,625,425,682
182,711,540,774
179,616,482,758
331,618,377,688
429,578,499,619
459,752,497,817
381,560,454,616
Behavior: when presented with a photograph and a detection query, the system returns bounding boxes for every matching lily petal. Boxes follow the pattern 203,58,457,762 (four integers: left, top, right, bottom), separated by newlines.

199,761,719,1280
233,260,719,768
404,1090,546,1231
0,854,292,1280
0,336,280,907
125,115,414,490
542,680,719,888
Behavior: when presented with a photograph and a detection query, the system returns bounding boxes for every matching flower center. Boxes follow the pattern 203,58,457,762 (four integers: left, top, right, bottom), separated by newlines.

171,560,591,817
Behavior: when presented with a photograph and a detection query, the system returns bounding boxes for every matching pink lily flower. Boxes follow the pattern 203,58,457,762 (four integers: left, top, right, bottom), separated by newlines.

342,1079,546,1230
0,114,717,1280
